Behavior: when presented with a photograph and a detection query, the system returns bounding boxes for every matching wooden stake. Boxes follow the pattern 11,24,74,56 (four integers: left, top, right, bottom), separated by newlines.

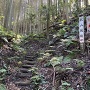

80,43,85,54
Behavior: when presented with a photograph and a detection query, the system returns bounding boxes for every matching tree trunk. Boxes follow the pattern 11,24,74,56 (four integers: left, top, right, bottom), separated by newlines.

46,0,50,39
8,0,13,30
4,0,10,29
84,0,88,7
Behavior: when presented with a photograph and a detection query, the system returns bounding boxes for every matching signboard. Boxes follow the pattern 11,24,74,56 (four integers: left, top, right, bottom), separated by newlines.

86,16,90,33
79,16,84,43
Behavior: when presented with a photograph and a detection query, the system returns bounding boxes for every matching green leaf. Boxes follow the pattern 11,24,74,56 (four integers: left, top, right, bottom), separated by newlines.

65,50,75,58
73,59,85,68
44,62,51,67
0,84,6,90
0,69,6,73
62,81,71,86
50,56,63,67
68,87,74,90
58,29,66,36
0,78,4,81
58,56,63,62
63,56,71,63
55,66,66,72
86,79,90,90
65,39,73,47
50,57,60,67
31,75,41,81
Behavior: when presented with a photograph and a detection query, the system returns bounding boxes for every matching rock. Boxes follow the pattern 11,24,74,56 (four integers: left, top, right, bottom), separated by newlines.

49,41,54,46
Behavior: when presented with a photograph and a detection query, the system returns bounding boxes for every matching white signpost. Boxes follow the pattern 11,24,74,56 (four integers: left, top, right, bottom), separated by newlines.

86,16,90,33
79,16,85,53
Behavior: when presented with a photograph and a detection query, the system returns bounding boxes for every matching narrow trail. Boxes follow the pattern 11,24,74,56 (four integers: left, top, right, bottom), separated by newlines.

5,36,90,90
6,39,49,90
8,39,57,90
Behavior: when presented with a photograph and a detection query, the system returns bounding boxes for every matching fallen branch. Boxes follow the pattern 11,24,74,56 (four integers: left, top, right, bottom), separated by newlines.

43,22,61,30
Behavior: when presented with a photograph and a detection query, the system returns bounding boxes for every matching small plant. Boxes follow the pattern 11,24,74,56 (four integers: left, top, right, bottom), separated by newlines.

0,84,6,90
63,55,71,63
28,67,38,74
73,59,85,69
50,56,63,67
0,25,16,48
31,75,41,84
0,68,7,81
44,61,52,67
64,49,79,59
43,53,51,57
50,56,63,89
57,28,66,37
37,53,51,64
61,20,67,25
31,74,43,90
0,25,15,37
85,78,90,90
65,40,74,47
60,81,74,90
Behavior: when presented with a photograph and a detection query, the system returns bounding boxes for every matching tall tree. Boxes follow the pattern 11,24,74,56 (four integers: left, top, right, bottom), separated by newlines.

4,0,10,29
64,0,70,23
47,0,50,39
84,0,88,7
8,0,13,30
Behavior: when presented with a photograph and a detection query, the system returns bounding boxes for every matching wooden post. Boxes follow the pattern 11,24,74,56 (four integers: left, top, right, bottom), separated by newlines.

86,16,90,33
79,15,85,53
86,16,90,55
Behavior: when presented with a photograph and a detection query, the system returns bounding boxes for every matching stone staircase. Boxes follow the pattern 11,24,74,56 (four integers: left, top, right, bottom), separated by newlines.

14,55,38,90
13,38,63,90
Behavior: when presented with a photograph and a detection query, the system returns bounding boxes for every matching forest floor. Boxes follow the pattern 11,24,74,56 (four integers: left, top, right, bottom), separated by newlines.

1,21,90,90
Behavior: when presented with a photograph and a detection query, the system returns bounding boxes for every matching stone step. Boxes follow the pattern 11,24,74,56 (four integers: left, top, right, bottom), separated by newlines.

15,80,31,86
45,50,56,55
17,73,32,78
25,56,35,59
45,49,56,52
23,60,36,65
25,57,35,61
39,53,44,56
19,68,32,73
25,57,34,60
22,65,35,68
